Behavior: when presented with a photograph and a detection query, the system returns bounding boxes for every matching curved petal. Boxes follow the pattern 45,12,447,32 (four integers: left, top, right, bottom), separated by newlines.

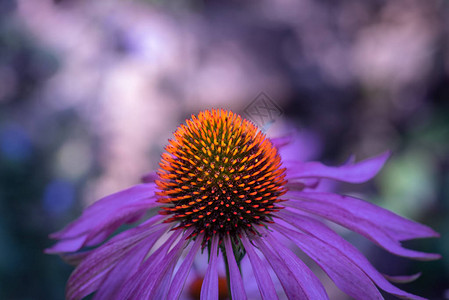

284,151,390,183
287,191,439,241
265,233,329,300
279,210,427,300
285,192,440,260
224,236,247,300
253,236,311,299
241,236,278,300
141,171,158,183
146,231,192,300
66,219,168,300
47,184,160,253
115,229,183,300
254,233,328,300
271,135,293,150
93,229,161,300
201,235,219,300
167,235,203,299
383,273,422,284
272,223,384,300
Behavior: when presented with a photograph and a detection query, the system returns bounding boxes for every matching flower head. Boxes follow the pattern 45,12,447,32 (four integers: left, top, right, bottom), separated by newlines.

47,109,440,300
156,110,287,243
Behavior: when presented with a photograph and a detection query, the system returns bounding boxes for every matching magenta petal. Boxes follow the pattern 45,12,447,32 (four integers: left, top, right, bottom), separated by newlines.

272,223,384,300
254,233,328,300
167,235,203,299
201,235,219,300
241,236,279,300
224,236,248,300
279,210,427,300
284,151,390,183
286,192,440,260
66,220,168,300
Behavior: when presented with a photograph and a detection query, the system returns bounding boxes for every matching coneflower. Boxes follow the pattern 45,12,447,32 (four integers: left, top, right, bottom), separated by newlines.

47,109,439,300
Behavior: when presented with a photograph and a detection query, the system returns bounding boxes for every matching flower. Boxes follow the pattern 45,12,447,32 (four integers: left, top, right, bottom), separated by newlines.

47,109,440,300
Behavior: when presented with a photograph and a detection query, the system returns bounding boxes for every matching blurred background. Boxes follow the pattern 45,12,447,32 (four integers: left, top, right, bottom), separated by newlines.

0,0,448,299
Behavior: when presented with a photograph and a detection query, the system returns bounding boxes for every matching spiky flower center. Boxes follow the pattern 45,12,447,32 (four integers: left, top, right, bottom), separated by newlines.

156,109,287,242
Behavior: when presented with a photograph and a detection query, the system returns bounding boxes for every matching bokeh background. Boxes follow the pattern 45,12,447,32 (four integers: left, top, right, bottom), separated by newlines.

0,0,448,299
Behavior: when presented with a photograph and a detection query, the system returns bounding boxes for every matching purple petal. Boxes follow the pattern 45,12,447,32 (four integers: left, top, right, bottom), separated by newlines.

45,235,87,254
270,135,293,149
253,236,310,299
60,251,91,266
114,229,183,300
253,233,328,300
279,210,427,300
275,130,323,163
383,273,422,284
51,183,158,240
92,226,163,300
284,151,390,183
66,219,168,300
144,232,190,300
201,235,219,300
288,191,439,241
264,233,329,300
224,236,248,300
286,179,320,190
141,171,158,183
286,192,440,260
272,223,384,300
241,236,279,300
167,235,203,299
48,184,160,253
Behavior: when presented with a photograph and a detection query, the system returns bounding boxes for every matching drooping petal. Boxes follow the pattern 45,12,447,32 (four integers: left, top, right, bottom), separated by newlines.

253,232,328,300
47,184,160,253
51,184,157,239
270,135,293,149
145,232,192,300
285,192,440,260
253,236,310,299
284,151,390,183
265,233,329,300
151,240,189,300
45,235,88,254
383,273,422,284
115,229,183,300
141,171,158,183
92,231,159,300
201,235,219,300
272,223,384,300
167,235,203,300
241,236,278,300
224,236,248,300
60,251,91,266
279,210,427,300
66,219,168,300
287,191,439,241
